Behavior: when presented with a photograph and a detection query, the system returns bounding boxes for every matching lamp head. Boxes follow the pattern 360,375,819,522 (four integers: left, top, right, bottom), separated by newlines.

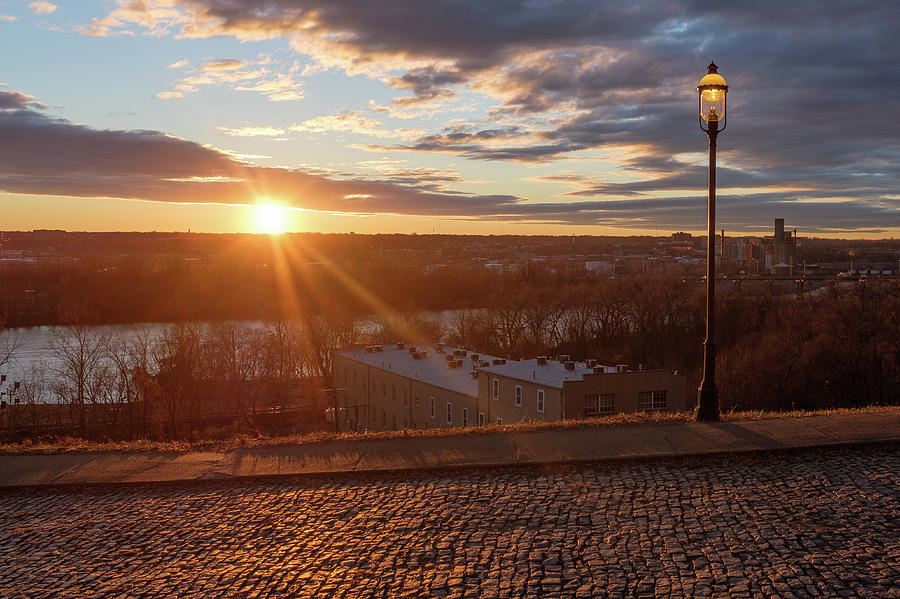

698,61,728,124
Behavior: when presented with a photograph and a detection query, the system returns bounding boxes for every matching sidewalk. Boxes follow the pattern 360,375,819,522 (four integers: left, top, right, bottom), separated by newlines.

1,409,898,488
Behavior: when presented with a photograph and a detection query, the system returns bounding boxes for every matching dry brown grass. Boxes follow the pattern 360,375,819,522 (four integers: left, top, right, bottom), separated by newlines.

0,405,894,456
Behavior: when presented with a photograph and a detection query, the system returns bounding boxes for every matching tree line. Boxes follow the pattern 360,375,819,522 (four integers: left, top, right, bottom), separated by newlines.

1,272,897,442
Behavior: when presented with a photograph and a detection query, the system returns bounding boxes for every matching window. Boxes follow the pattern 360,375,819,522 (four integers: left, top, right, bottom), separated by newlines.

537,389,545,413
392,385,396,403
515,385,523,407
492,378,500,401
478,412,486,426
496,418,503,425
638,390,668,411
430,396,435,419
462,407,469,427
447,402,453,425
585,394,615,417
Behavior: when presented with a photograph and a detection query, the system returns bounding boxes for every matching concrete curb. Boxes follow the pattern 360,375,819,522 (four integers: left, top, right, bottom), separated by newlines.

1,409,898,490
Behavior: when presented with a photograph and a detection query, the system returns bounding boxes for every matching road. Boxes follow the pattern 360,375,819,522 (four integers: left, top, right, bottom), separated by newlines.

2,444,898,598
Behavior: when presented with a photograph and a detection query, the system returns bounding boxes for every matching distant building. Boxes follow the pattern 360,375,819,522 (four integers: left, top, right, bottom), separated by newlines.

332,344,688,432
773,218,797,272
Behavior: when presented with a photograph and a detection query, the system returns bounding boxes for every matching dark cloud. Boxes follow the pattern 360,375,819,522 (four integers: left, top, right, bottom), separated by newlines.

0,90,519,215
3,85,896,233
0,89,46,110
58,1,900,231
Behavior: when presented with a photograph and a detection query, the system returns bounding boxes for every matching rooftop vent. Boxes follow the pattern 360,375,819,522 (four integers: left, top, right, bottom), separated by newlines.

536,356,548,366
564,361,576,371
374,344,383,352
396,342,405,350
558,354,570,363
365,345,374,353
492,358,507,366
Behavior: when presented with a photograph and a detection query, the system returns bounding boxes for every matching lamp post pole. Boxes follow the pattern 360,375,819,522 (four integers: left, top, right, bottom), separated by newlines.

696,117,719,421
695,62,728,422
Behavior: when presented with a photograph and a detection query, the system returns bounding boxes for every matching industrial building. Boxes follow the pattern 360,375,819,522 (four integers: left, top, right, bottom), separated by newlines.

332,344,688,432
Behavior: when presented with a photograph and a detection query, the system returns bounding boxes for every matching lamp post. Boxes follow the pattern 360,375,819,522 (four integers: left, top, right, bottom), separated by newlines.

696,61,728,422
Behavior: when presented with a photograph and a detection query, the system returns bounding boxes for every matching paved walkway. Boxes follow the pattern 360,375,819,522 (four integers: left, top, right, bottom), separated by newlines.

1,409,898,487
2,443,897,597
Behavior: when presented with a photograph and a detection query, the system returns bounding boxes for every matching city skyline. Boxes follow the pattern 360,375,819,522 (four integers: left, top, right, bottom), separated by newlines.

1,1,899,238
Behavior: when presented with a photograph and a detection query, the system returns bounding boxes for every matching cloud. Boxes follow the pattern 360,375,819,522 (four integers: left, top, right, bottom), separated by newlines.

202,59,247,71
291,111,392,138
28,2,57,15
0,88,47,109
0,14,19,22
233,73,304,101
54,1,900,231
0,88,524,218
158,57,303,102
166,59,189,69
217,125,286,137
3,88,897,233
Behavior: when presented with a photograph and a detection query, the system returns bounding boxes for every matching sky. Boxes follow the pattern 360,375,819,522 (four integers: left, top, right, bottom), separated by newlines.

0,0,898,238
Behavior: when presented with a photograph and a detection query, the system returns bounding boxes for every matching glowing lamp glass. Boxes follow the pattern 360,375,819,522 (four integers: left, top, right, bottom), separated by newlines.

700,87,726,122
698,67,727,123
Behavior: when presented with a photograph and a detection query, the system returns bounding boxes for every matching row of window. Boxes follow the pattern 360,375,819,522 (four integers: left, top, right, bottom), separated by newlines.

429,397,503,426
583,390,668,417
492,379,545,413
585,393,616,417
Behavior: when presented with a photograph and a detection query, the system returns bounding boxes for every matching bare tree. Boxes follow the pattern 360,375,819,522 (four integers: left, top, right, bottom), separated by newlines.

49,324,111,437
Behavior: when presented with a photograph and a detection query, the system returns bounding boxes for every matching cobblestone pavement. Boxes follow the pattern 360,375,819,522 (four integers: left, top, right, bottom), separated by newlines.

1,445,898,598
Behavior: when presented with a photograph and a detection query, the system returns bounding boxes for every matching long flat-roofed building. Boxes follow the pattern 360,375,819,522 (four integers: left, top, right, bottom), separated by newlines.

332,344,688,432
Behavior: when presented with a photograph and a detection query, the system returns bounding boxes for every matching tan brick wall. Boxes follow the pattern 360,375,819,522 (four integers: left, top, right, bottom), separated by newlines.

562,370,688,417
333,354,476,432
477,373,563,424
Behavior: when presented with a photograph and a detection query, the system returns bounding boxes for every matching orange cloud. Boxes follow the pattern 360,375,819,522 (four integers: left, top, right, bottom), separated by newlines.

28,2,57,16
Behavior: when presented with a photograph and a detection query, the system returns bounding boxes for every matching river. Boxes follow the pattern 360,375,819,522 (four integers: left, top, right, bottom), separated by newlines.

0,312,461,403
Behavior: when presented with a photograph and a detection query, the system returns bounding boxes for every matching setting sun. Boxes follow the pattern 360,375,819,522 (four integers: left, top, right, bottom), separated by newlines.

254,204,288,234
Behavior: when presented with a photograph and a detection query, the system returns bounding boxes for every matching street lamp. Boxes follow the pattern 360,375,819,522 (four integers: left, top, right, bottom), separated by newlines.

696,61,728,422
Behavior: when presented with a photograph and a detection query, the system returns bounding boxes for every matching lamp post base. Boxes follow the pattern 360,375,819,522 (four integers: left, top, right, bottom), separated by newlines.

695,382,719,422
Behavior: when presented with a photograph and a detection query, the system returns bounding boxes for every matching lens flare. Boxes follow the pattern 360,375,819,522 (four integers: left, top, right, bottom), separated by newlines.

255,204,287,234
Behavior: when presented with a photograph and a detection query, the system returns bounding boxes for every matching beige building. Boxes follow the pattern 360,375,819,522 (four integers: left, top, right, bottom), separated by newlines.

332,344,688,432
